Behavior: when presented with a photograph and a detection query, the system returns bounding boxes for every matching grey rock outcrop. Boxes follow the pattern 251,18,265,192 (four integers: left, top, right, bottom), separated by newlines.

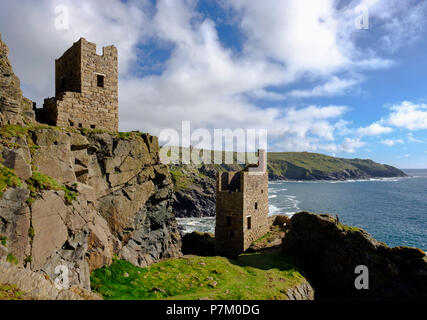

283,212,427,299
0,128,182,294
0,258,101,300
0,35,181,297
0,32,35,126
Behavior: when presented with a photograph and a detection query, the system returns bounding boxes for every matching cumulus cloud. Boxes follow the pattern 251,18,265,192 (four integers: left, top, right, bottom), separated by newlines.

286,77,361,99
357,122,393,136
407,133,423,143
0,0,149,102
381,139,404,147
386,101,427,130
1,0,425,155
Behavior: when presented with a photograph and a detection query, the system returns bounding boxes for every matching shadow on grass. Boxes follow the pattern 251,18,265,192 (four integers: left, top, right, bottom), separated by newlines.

230,248,299,272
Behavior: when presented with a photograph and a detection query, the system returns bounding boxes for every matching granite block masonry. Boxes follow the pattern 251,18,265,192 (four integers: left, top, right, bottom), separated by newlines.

215,150,269,257
37,38,118,132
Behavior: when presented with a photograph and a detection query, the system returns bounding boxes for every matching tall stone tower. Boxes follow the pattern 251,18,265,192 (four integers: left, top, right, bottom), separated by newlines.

38,38,118,131
215,150,269,257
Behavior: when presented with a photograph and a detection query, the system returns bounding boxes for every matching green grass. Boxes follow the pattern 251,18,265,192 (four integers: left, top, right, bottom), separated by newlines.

91,252,304,300
0,164,22,197
253,231,278,244
0,284,26,300
26,170,77,205
170,168,194,191
0,236,7,246
6,253,18,265
337,223,362,233
169,149,402,181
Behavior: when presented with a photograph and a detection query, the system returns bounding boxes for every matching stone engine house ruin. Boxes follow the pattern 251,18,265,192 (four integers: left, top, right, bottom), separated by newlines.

37,38,118,131
215,150,269,257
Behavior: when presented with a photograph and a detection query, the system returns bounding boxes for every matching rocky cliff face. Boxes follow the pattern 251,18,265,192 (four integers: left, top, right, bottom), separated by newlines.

283,212,427,299
0,128,182,291
0,34,181,295
0,32,35,126
171,164,216,218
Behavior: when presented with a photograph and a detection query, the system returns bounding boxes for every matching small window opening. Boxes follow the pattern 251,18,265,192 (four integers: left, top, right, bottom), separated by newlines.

255,202,258,210
90,124,96,129
230,230,234,239
226,216,232,227
247,216,252,230
69,120,74,127
79,123,83,128
97,74,104,88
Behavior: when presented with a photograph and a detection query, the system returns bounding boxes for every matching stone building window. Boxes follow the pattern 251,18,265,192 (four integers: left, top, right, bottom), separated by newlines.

79,123,83,128
227,216,232,226
91,124,96,129
255,202,258,210
230,230,234,239
97,74,105,88
247,216,252,230
69,120,74,127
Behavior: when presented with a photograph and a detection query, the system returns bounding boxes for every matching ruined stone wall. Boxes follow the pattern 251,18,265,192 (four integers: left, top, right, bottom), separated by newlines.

55,40,81,96
242,171,269,250
215,161,269,257
215,186,244,257
41,38,119,132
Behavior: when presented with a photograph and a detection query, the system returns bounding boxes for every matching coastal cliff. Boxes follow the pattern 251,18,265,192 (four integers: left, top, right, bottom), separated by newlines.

0,127,182,292
282,212,427,299
0,34,181,298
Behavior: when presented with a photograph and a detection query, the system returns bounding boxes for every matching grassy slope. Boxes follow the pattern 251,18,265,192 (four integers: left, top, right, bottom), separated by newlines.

169,150,405,190
268,152,356,173
91,252,304,300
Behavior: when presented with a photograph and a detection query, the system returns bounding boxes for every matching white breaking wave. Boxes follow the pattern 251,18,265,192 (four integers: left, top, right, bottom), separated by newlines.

176,217,215,234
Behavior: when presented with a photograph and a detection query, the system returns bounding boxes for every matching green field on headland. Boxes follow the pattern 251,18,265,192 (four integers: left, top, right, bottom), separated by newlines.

91,251,305,300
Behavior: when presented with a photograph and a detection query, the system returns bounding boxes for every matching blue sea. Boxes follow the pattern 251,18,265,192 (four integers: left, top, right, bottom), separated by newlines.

177,169,427,252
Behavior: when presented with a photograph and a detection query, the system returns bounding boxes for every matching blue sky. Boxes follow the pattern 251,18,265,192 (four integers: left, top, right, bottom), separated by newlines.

1,0,427,168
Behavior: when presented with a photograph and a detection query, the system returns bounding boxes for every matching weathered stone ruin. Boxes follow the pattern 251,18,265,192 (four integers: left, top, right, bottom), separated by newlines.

37,38,119,132
215,150,269,257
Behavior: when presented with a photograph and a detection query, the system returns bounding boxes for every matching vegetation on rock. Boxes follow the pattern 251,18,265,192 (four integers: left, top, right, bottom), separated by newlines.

26,170,77,205
91,252,306,300
0,284,27,300
0,163,22,197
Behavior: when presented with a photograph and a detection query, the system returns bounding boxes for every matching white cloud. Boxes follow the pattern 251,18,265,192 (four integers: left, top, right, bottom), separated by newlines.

287,77,360,98
340,138,366,153
386,101,427,130
381,139,404,147
0,0,149,102
1,0,425,156
357,122,393,136
407,133,422,143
